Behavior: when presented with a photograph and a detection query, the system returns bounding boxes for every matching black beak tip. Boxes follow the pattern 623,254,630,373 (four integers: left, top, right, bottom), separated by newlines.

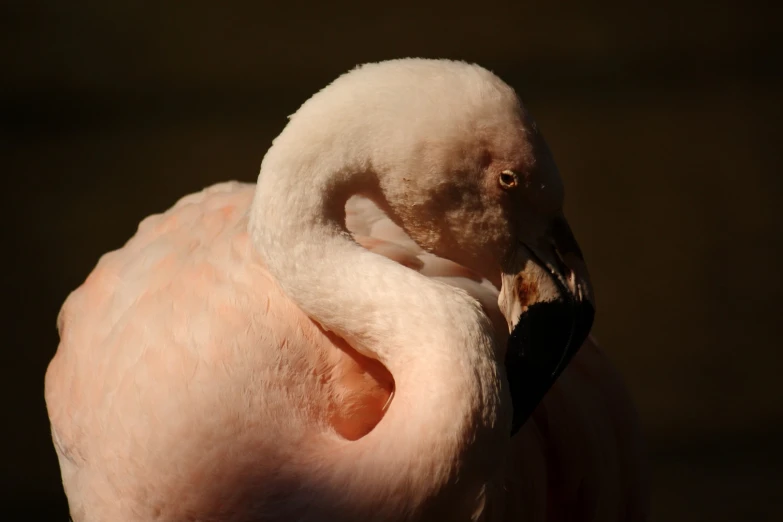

505,298,595,436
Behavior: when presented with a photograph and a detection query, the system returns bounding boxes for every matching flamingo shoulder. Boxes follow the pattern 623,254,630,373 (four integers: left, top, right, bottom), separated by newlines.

45,182,391,519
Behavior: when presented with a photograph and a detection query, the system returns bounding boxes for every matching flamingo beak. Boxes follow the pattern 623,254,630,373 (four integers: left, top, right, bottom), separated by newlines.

498,216,595,436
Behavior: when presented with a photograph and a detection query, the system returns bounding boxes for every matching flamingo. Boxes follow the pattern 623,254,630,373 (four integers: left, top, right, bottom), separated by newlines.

45,58,648,521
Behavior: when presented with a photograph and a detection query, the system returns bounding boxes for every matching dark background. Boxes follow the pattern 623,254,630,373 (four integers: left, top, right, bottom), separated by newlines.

3,1,782,520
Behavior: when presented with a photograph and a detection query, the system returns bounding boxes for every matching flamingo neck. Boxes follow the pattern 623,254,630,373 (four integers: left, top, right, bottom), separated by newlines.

250,154,509,520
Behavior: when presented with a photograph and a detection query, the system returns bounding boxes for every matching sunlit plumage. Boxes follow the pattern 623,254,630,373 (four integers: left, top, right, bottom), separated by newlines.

45,59,648,521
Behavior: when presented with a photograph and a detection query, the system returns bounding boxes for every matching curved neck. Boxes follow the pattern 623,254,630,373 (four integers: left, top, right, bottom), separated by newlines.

250,153,509,520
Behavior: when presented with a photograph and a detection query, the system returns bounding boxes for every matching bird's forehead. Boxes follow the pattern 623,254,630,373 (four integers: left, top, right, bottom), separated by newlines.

481,121,538,172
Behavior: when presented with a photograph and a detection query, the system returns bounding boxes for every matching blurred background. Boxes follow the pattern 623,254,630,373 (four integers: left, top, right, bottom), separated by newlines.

3,1,782,520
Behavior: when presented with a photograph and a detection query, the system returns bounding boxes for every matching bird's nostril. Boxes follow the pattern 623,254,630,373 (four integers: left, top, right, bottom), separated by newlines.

575,278,585,301
551,246,572,279
549,216,585,261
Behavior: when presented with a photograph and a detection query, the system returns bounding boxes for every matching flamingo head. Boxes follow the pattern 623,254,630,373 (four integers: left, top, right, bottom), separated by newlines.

272,59,596,434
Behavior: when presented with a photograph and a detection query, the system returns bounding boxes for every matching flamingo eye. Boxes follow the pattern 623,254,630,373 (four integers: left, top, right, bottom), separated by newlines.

499,170,519,190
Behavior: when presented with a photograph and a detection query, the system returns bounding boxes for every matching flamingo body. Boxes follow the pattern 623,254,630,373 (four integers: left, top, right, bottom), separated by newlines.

47,182,646,521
